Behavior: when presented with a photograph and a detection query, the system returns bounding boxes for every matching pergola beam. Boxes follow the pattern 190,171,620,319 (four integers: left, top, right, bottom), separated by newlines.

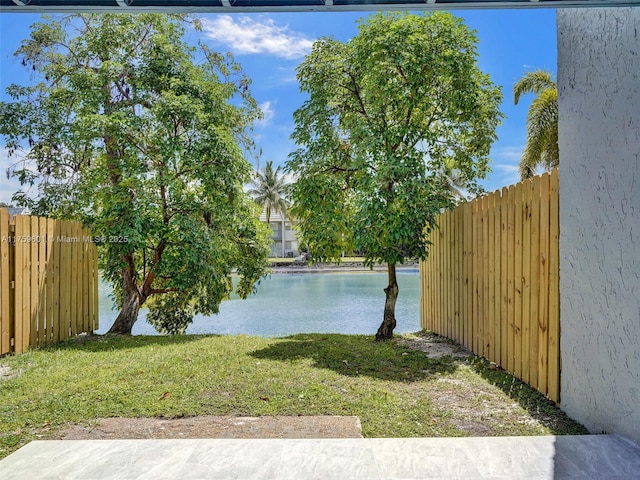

2,0,640,13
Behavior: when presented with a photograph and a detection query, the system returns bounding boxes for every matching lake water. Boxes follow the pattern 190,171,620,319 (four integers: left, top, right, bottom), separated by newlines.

96,271,421,337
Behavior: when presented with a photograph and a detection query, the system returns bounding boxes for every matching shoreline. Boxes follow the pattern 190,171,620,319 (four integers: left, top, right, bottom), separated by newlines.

268,260,419,274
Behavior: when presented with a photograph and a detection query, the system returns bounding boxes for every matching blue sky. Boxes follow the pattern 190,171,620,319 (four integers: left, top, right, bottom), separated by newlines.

0,9,557,204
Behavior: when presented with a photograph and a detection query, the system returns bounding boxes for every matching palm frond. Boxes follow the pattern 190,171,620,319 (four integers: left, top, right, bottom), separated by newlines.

249,160,292,223
513,70,556,105
514,70,558,179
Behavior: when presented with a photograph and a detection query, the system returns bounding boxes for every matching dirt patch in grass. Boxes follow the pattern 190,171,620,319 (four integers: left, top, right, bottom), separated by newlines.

58,415,362,440
0,363,18,381
395,331,588,437
394,331,472,359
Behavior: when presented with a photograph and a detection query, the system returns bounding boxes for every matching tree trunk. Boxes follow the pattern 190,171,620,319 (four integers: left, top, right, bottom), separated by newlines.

107,267,142,335
375,262,398,341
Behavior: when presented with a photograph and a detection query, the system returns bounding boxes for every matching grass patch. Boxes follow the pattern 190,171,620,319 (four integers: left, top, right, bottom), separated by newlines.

0,332,586,459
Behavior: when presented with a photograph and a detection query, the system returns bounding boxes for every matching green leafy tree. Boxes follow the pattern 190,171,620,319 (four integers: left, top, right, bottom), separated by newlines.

513,69,558,179
286,12,503,340
0,14,271,335
247,160,291,224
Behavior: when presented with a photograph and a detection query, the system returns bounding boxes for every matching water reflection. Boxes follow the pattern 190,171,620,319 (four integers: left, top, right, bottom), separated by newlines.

96,271,421,337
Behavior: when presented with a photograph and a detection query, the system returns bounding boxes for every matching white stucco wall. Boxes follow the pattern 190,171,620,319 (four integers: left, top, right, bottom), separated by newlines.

557,8,640,444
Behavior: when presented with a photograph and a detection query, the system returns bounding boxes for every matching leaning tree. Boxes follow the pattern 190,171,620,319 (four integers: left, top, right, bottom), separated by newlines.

286,12,503,340
0,14,271,334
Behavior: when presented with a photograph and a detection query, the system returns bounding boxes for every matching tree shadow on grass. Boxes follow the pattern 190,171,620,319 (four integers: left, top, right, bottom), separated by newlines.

250,333,460,383
470,357,589,435
41,333,216,354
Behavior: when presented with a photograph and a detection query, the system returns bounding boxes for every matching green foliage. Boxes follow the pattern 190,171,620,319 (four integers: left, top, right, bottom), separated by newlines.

286,12,503,267
0,14,271,333
147,293,193,335
513,69,559,179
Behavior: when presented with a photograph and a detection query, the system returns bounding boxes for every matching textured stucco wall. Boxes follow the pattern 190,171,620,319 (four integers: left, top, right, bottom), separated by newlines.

557,8,640,444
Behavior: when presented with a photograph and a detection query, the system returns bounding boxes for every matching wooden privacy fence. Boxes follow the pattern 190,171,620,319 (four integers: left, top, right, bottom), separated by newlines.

420,169,560,402
0,209,99,355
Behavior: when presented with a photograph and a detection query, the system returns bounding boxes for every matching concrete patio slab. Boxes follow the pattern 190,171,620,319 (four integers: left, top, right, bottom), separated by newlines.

1,434,639,479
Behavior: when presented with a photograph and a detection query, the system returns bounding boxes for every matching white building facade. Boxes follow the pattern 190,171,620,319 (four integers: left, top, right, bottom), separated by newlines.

259,210,300,258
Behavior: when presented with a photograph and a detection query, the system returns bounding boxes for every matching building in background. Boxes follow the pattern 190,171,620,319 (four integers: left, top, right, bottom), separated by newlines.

259,209,300,258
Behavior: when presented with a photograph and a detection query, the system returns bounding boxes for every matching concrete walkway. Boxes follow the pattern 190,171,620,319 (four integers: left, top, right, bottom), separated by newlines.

1,435,640,479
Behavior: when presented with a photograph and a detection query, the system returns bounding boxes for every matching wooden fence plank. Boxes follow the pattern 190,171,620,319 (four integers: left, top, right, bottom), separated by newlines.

464,201,473,350
433,219,439,334
444,210,451,338
60,221,71,341
0,210,10,355
436,215,442,335
487,193,496,362
528,175,541,390
45,218,55,345
473,198,484,355
14,216,28,354
38,217,47,347
70,222,79,337
82,228,89,334
521,180,532,386
91,233,99,331
429,226,440,332
423,250,429,331
514,183,524,379
51,219,61,343
78,224,85,333
456,205,464,343
500,186,509,368
538,173,551,396
432,223,437,332
482,195,491,357
493,190,502,364
436,218,446,332
30,216,39,349
548,169,560,402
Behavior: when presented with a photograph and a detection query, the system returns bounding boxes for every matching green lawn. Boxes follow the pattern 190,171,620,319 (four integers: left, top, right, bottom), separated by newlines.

0,332,586,459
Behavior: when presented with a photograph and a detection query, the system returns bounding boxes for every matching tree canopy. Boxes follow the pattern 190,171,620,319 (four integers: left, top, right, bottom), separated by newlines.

0,14,271,334
513,69,558,179
285,12,503,340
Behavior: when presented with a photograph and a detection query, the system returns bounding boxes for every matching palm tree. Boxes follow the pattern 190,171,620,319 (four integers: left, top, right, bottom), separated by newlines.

514,70,559,179
247,160,290,224
439,157,467,202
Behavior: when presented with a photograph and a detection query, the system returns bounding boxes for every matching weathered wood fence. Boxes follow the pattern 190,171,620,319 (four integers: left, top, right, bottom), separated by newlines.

420,169,559,402
0,209,98,355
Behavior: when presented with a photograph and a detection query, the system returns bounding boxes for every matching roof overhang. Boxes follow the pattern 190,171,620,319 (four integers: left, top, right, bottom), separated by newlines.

1,0,640,13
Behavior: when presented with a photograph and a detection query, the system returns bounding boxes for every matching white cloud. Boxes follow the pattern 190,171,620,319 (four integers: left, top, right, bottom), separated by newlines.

257,100,275,127
485,145,524,189
277,66,299,83
201,15,315,60
494,165,520,186
492,145,523,163
494,163,520,174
